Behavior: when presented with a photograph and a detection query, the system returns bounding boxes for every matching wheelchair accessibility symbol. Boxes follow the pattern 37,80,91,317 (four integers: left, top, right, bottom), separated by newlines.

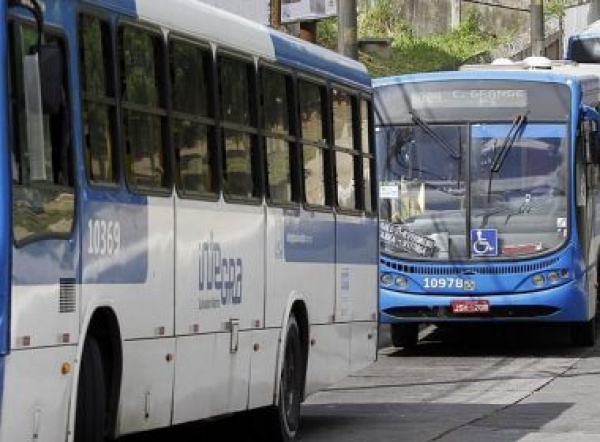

470,229,498,256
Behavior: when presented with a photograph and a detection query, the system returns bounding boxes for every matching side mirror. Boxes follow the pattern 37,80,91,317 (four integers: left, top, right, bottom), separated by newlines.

36,44,63,115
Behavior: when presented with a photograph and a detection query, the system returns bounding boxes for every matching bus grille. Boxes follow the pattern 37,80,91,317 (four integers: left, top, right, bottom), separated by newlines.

59,278,76,313
380,257,560,275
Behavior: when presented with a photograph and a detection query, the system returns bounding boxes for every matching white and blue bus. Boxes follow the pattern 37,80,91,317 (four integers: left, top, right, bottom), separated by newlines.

0,1,379,441
566,20,600,63
375,58,600,349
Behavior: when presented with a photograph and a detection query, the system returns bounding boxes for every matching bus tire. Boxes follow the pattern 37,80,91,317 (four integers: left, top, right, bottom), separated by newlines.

570,319,596,347
253,315,303,441
75,337,107,442
391,323,419,349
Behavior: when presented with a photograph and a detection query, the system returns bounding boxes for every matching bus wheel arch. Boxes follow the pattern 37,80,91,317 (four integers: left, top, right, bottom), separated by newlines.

74,307,123,441
254,304,308,441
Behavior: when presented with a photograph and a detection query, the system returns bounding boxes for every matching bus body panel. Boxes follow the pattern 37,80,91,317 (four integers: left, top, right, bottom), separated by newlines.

304,322,351,397
265,208,335,328
0,347,74,442
172,199,264,424
118,338,176,435
81,196,175,340
335,214,379,322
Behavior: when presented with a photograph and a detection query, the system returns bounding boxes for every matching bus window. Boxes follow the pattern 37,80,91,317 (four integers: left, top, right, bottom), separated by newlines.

10,24,74,244
332,87,358,211
119,25,169,193
80,14,118,186
261,67,294,205
169,37,216,197
299,80,327,207
360,99,376,214
218,54,259,200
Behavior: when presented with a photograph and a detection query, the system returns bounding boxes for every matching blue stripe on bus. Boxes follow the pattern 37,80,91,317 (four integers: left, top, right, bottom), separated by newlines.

472,124,567,139
82,199,149,284
270,32,371,88
337,218,379,265
284,211,377,265
79,0,137,17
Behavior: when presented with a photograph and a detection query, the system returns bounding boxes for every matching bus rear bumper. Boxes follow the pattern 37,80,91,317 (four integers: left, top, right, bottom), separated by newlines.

380,279,591,323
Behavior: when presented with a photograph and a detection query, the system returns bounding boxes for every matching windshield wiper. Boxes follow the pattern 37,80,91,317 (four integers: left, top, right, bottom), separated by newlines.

411,113,461,160
486,112,529,202
490,112,529,173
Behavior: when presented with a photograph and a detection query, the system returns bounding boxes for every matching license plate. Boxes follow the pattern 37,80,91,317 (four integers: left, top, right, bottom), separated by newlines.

451,300,490,314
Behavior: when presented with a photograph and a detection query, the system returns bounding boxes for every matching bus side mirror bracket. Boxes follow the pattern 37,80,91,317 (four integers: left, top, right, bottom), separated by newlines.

36,44,63,115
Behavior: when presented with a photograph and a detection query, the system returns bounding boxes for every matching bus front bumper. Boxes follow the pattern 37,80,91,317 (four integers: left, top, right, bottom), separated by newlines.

380,279,591,323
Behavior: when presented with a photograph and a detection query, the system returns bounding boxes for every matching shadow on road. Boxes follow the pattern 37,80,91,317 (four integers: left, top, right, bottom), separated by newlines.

299,401,573,442
384,322,598,358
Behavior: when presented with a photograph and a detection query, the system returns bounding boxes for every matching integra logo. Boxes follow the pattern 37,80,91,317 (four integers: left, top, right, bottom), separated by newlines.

199,233,243,306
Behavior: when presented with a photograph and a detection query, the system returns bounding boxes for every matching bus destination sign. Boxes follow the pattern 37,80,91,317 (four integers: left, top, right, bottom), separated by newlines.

409,89,528,110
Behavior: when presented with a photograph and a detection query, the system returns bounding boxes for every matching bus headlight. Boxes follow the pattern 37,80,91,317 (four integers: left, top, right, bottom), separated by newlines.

532,274,545,286
547,271,559,284
396,276,408,289
560,269,570,279
380,273,393,285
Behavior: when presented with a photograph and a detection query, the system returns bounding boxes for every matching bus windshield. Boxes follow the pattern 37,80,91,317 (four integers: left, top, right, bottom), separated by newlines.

378,123,568,261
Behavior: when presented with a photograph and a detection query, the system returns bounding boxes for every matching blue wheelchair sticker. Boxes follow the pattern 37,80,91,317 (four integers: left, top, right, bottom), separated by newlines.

470,229,498,256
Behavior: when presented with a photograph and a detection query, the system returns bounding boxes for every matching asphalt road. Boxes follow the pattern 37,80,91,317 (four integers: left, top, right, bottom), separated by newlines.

123,322,599,441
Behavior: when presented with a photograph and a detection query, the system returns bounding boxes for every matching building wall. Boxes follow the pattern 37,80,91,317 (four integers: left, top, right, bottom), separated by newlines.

391,0,598,40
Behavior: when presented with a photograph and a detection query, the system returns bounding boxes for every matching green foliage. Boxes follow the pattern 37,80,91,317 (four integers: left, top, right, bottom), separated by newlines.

545,0,567,18
317,2,507,77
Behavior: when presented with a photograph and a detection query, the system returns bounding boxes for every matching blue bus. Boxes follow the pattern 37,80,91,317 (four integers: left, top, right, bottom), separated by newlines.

566,20,600,62
0,0,379,441
374,59,600,349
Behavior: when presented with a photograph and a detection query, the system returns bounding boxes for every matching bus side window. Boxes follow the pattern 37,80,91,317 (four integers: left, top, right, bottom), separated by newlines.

218,53,260,201
261,67,295,205
360,99,377,214
119,24,170,193
298,80,328,207
332,87,359,211
10,23,75,245
169,37,216,197
79,14,118,186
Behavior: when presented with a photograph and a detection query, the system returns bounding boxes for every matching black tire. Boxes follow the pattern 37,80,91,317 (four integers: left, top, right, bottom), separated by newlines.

252,315,304,441
75,337,107,442
391,323,419,349
571,318,597,347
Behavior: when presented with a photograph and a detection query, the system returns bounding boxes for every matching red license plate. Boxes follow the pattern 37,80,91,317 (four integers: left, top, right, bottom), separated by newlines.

451,300,490,314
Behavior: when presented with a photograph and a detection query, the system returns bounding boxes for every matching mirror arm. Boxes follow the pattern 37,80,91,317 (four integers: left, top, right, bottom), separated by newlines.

8,0,44,52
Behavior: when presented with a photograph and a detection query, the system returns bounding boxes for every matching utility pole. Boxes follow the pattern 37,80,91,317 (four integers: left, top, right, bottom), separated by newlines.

338,0,358,59
271,0,281,28
299,21,317,43
531,0,545,56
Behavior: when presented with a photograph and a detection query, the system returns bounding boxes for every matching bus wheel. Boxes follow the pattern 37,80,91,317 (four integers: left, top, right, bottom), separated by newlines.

75,337,107,442
570,319,596,347
391,323,419,349
252,315,303,441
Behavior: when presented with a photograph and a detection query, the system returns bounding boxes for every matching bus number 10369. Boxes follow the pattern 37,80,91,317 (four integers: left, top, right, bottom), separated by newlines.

88,218,121,256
